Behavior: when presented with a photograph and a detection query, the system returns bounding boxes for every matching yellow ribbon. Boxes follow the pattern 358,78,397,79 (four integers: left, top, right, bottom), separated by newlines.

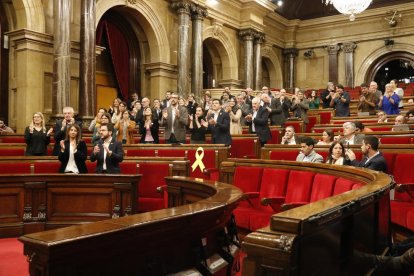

191,147,206,172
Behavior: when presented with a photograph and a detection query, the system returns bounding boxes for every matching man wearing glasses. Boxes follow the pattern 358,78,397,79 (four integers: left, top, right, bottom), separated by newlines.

161,92,188,144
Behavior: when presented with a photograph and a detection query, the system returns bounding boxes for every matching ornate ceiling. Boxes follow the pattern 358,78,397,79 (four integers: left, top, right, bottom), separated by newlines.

274,0,412,20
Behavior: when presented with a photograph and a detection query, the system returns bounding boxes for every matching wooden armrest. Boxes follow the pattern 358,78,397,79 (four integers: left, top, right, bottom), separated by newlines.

243,155,258,159
156,185,167,193
395,183,414,201
242,192,259,201
261,197,285,206
281,202,308,211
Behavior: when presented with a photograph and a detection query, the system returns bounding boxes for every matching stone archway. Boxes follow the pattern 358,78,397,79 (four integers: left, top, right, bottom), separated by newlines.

203,25,239,84
261,45,283,89
355,43,414,85
12,0,45,32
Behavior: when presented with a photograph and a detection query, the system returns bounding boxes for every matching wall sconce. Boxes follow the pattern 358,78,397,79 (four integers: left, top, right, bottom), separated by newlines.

304,49,314,58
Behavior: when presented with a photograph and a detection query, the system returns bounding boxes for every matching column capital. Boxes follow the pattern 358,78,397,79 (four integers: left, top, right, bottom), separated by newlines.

238,28,256,41
326,44,341,55
170,0,191,15
341,42,357,53
282,48,298,58
254,32,265,44
190,4,208,20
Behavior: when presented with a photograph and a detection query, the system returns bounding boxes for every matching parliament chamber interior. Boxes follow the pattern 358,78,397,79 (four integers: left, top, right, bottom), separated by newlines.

1,0,414,275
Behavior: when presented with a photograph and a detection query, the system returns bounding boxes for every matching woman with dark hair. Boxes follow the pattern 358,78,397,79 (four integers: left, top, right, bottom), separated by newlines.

189,106,207,144
58,124,87,173
316,129,334,145
140,107,159,144
227,98,242,135
326,141,350,165
115,110,136,144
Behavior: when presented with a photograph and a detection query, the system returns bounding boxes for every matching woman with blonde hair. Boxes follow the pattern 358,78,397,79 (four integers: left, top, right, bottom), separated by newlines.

115,110,136,144
24,112,53,156
58,124,87,173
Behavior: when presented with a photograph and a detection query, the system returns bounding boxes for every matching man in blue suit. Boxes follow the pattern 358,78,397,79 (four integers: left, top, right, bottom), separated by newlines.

90,124,124,174
207,99,232,146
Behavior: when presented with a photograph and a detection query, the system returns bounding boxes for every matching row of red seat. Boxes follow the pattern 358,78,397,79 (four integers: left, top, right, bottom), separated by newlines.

232,166,362,232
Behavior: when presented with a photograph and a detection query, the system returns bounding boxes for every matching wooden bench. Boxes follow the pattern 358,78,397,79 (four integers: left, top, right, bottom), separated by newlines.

218,159,392,275
19,177,242,275
0,174,140,237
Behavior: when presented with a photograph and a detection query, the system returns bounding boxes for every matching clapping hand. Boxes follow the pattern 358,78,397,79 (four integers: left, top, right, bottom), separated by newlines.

47,128,53,136
60,140,65,152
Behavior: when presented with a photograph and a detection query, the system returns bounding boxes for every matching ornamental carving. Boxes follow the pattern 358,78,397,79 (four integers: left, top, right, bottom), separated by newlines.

239,29,256,41
327,44,341,55
126,0,137,5
283,48,299,58
190,4,208,20
279,235,295,251
262,46,272,56
342,42,357,53
170,0,191,14
254,32,265,44
23,206,32,222
212,22,223,37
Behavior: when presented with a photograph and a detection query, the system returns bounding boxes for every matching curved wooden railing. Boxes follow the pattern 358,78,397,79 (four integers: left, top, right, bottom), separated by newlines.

219,159,393,275
19,177,243,276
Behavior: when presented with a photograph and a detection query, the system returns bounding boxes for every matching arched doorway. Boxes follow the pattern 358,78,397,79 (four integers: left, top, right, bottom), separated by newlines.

202,38,225,89
366,51,414,91
96,8,141,110
0,5,9,123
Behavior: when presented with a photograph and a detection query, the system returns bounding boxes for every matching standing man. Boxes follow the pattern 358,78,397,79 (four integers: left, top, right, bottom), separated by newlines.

290,90,309,129
321,82,335,108
90,124,124,174
330,84,350,117
296,137,323,163
357,83,378,115
161,91,172,109
161,92,188,144
53,106,82,156
245,97,271,146
345,136,387,172
236,94,251,126
207,99,232,146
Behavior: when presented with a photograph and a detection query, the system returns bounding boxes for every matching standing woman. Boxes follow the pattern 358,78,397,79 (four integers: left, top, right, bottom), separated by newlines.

308,90,320,109
58,124,87,173
115,110,136,144
227,98,242,135
379,83,400,115
140,107,159,144
189,106,207,144
24,112,53,156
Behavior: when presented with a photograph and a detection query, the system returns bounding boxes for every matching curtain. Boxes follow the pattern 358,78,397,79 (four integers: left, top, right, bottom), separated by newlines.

96,20,130,100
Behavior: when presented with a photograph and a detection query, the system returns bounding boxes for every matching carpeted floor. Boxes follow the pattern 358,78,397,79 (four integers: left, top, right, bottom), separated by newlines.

0,238,29,276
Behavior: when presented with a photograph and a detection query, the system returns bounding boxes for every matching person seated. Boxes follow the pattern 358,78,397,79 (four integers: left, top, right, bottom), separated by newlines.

281,125,300,145
326,141,350,165
336,122,365,145
316,129,334,145
0,118,14,134
296,137,323,163
405,109,414,122
377,111,388,123
392,115,408,131
345,136,387,172
354,121,373,133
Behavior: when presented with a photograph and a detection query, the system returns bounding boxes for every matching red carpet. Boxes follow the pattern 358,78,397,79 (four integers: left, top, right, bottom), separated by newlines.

0,238,29,276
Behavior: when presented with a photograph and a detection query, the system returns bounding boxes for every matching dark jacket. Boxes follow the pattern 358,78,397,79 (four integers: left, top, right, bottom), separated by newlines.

207,109,232,145
350,152,387,172
247,106,272,144
24,127,50,156
139,119,159,144
52,118,82,156
90,139,124,174
58,140,88,173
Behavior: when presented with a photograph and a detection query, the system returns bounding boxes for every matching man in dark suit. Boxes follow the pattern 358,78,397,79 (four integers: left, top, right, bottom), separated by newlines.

346,136,387,172
207,99,232,146
161,91,172,109
52,106,82,156
245,97,271,146
90,124,124,174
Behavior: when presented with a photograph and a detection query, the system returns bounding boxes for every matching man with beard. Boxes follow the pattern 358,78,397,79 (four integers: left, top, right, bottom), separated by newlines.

161,92,188,144
90,124,124,174
345,136,387,172
207,99,232,146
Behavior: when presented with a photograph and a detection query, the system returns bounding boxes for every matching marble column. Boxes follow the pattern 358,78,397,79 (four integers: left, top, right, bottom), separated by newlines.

190,4,207,104
171,0,191,98
327,44,340,84
342,42,357,87
253,32,265,91
79,0,96,124
239,29,255,89
282,48,298,92
52,0,71,117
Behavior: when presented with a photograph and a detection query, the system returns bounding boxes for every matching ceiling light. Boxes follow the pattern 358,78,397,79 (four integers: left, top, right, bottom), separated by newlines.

323,0,372,21
277,1,283,7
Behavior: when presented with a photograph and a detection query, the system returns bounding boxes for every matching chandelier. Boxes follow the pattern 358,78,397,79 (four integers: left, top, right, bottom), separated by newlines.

323,0,372,21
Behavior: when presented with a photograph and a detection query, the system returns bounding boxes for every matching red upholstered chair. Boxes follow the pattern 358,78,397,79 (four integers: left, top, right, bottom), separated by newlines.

391,201,413,228
0,163,31,174
269,150,298,161
83,137,92,144
125,149,156,157
351,183,364,190
157,149,187,157
187,148,217,179
380,137,411,145
119,162,138,174
309,174,337,202
333,178,355,196
382,152,396,174
318,151,329,162
137,163,170,213
33,161,60,173
230,138,258,158
318,111,332,124
392,154,414,202
306,116,318,133
0,148,25,156
86,160,97,174
0,136,25,143
285,121,303,133
406,209,414,231
268,129,280,144
262,170,315,212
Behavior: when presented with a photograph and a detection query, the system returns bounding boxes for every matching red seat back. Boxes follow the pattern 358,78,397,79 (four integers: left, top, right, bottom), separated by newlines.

258,168,290,212
233,166,263,193
285,171,315,203
268,129,280,144
187,149,216,179
33,161,60,173
393,154,414,202
125,149,156,157
231,138,257,158
0,163,31,174
310,174,336,202
0,148,25,156
269,150,298,161
0,137,25,143
119,162,138,174
333,178,355,196
157,149,186,157
382,152,396,174
285,121,303,133
380,137,411,145
86,160,97,174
